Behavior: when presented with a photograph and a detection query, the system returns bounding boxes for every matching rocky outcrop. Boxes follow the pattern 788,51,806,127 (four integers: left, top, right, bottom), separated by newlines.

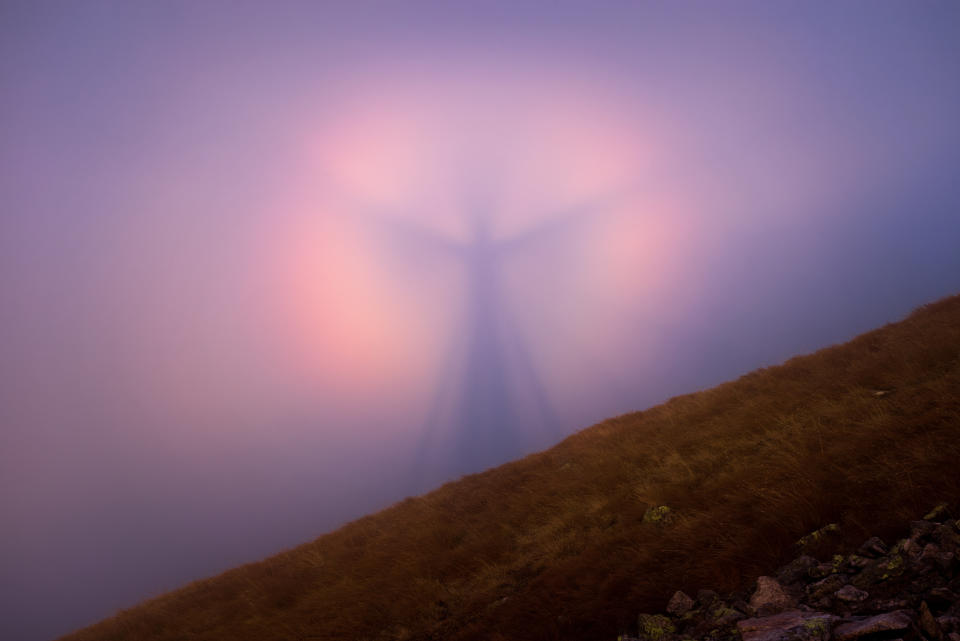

620,504,960,641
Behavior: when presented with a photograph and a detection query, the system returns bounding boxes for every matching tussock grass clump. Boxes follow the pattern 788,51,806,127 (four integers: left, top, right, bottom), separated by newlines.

61,295,960,641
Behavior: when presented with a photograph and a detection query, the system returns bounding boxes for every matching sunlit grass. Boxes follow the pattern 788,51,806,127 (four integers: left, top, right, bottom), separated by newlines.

61,294,960,641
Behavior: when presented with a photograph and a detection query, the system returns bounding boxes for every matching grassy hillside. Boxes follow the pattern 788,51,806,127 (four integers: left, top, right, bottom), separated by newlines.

61,295,960,641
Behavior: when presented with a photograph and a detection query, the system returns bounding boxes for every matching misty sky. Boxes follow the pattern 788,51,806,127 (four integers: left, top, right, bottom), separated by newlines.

3,2,960,640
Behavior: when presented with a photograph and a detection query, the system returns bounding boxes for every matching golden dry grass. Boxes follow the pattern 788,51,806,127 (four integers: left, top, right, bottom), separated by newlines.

60,294,960,641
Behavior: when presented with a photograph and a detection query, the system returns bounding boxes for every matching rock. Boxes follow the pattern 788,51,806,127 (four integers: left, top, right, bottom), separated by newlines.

921,601,944,641
921,543,956,570
636,613,675,640
737,610,838,641
912,521,939,540
934,525,960,551
925,504,952,522
939,617,960,634
834,585,869,603
871,598,910,611
666,591,695,617
927,588,957,612
843,555,871,572
809,562,837,580
807,575,850,601
708,603,746,626
643,506,675,527
833,610,915,641
797,524,841,552
777,556,820,586
696,589,720,609
901,538,925,560
851,555,905,589
750,577,797,616
949,633,960,641
857,538,889,559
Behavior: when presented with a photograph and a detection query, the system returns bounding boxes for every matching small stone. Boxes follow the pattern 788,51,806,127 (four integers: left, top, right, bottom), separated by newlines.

834,610,914,641
834,585,869,603
666,591,695,617
750,576,796,616
949,633,960,641
857,537,889,559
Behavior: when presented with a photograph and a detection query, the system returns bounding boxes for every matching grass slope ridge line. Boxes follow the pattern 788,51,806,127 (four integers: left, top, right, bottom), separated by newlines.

60,294,960,641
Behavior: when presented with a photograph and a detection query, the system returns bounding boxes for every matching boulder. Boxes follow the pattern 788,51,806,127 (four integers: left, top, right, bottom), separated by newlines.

666,591,695,617
737,610,838,641
834,610,914,641
777,556,820,586
750,577,796,616
851,555,905,589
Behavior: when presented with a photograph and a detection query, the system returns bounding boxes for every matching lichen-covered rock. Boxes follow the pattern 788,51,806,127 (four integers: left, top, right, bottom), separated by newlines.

696,590,721,610
643,505,675,526
807,574,849,601
833,610,914,641
737,610,838,641
776,556,819,586
707,603,746,626
925,504,952,522
637,613,676,640
850,554,905,589
667,591,695,617
750,577,796,616
797,524,841,552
